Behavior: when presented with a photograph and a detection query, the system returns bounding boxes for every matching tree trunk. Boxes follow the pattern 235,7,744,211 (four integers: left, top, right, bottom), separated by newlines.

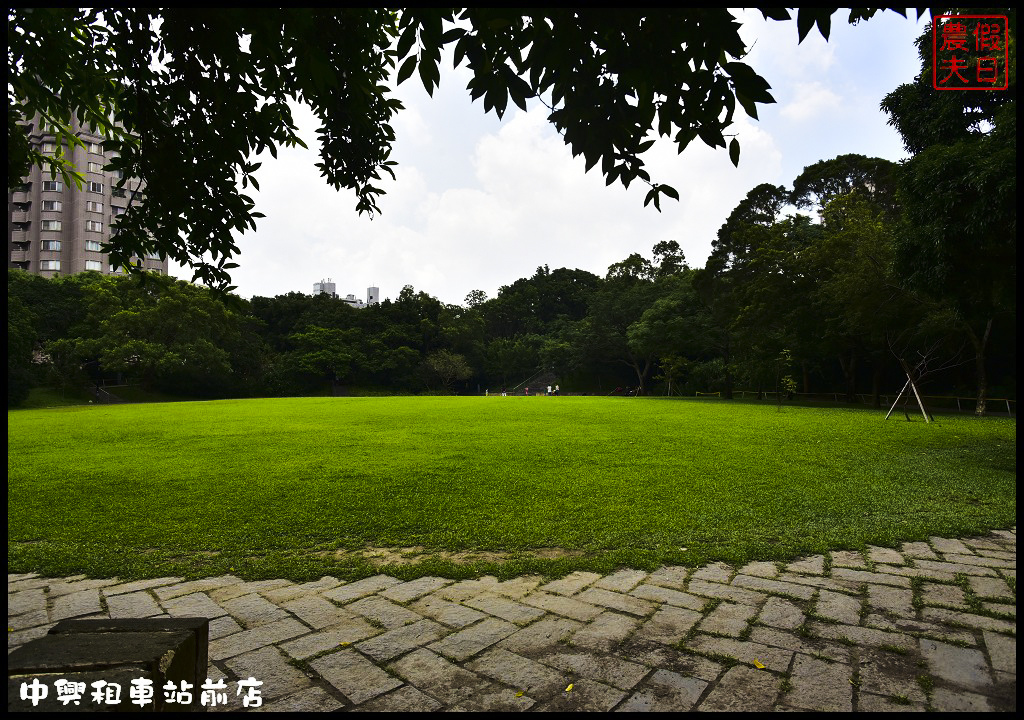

722,335,734,400
838,352,857,403
967,318,993,416
802,360,810,394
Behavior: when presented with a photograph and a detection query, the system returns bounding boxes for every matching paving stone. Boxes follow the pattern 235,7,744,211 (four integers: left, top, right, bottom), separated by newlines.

592,569,648,593
930,687,995,712
388,647,483,704
929,537,972,555
531,678,625,712
538,649,649,691
919,638,993,689
426,617,516,661
966,573,1015,602
8,589,46,616
981,601,1014,617
686,579,766,605
380,576,452,603
353,685,442,712
867,584,916,618
575,587,655,617
747,626,851,663
101,577,184,596
831,568,911,587
7,573,39,581
8,608,50,631
697,665,779,711
410,593,487,628
690,562,733,583
982,630,1014,674
685,635,793,672
697,601,757,637
873,564,957,582
490,576,542,599
50,589,103,621
262,577,342,604
220,593,291,627
224,645,312,701
346,595,423,629
500,616,583,654
209,618,308,660
309,649,403,705
539,572,602,596
644,565,689,589
815,589,862,625
570,611,640,651
863,614,976,645
757,596,805,630
321,575,402,604
258,687,344,712
45,578,123,597
732,574,815,600
208,615,244,640
153,575,243,600
921,582,968,608
279,618,381,659
7,578,52,593
900,541,938,559
868,546,906,565
943,552,1015,569
857,648,927,703
520,590,604,621
974,549,1016,561
106,591,163,618
464,593,547,624
914,559,998,577
283,594,361,630
777,573,863,594
808,622,915,651
449,685,536,712
616,669,706,712
736,561,779,578
210,579,295,602
8,624,52,649
921,607,1015,633
628,583,704,610
620,644,724,682
857,693,927,712
357,618,449,662
631,606,702,645
830,550,867,568
467,647,568,699
162,591,227,619
436,576,501,602
785,654,852,711
786,555,825,575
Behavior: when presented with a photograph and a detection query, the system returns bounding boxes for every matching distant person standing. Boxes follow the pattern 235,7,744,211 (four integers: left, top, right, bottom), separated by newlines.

525,387,529,396
555,384,560,395
547,385,552,396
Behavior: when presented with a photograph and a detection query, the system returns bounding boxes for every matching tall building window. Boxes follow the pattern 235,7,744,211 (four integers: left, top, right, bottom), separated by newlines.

41,240,62,251
88,181,103,193
88,161,104,173
85,220,103,232
86,201,103,213
41,142,57,154
87,141,102,154
42,180,63,192
112,187,126,198
41,200,62,211
85,260,102,271
111,205,125,215
40,220,62,231
39,260,61,271
86,240,102,252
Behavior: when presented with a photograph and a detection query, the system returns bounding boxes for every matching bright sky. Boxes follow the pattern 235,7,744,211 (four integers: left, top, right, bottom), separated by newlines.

169,10,930,306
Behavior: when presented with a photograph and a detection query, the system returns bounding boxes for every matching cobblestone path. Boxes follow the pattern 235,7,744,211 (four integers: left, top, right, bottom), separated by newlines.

8,529,1015,712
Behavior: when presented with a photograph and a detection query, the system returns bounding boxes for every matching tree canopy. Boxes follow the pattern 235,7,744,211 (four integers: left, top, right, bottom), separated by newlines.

9,7,905,289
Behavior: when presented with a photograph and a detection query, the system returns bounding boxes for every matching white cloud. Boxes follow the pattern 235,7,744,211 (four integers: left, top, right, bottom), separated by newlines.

780,82,843,121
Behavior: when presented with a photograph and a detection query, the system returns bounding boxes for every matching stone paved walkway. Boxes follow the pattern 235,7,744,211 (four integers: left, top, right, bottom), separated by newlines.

8,529,1016,712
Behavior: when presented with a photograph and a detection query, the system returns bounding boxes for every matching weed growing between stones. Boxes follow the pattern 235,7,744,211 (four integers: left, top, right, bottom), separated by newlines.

909,578,926,611
879,643,910,655
888,693,912,705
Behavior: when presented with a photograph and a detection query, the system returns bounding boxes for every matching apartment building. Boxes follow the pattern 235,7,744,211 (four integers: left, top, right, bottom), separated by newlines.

8,115,168,277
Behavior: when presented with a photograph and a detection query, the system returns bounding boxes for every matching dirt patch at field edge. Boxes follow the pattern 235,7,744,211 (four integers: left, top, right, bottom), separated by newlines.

318,545,585,566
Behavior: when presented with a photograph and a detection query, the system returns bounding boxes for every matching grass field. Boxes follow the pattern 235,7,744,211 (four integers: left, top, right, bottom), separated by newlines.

7,396,1016,582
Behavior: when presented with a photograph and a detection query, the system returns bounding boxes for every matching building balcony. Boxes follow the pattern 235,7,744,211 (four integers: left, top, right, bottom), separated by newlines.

10,249,29,263
11,191,30,203
11,231,28,244
11,210,30,223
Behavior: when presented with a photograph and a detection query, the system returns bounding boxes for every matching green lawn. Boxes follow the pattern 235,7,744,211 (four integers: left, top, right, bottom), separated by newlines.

7,396,1016,582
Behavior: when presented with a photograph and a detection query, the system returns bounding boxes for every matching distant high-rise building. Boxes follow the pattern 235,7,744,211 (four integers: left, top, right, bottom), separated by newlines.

367,286,379,305
8,114,168,277
313,278,337,297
